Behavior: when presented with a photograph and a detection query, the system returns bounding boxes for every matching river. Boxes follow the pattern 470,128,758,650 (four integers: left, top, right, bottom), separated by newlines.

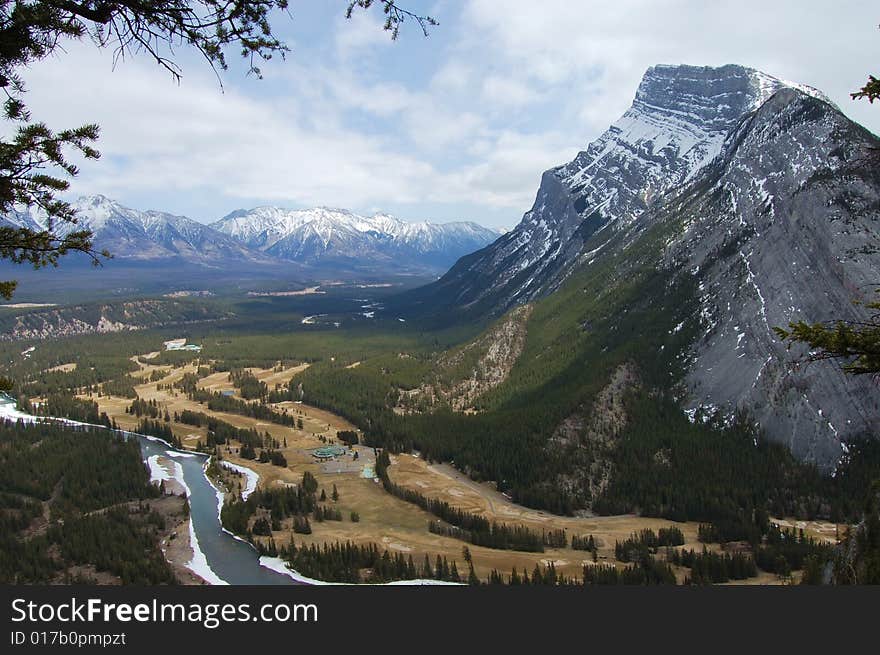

136,435,298,585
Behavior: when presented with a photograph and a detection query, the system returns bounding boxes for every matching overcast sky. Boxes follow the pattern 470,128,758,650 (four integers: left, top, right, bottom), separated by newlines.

18,0,880,229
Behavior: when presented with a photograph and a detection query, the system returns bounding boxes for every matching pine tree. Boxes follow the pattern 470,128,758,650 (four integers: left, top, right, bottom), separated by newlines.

467,562,480,586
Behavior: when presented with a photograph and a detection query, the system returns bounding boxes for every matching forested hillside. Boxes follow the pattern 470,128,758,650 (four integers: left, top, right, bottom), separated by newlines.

0,421,176,584
285,210,880,526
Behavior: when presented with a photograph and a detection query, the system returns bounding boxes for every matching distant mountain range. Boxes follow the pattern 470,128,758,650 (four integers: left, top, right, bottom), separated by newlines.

211,206,500,271
3,196,501,275
5,195,265,264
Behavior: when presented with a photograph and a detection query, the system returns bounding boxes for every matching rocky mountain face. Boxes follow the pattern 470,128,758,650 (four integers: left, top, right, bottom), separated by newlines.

399,64,828,318
655,88,880,468
398,64,880,472
0,299,230,341
211,206,500,271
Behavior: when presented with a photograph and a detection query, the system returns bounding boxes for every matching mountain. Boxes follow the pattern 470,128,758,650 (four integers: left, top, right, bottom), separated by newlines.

660,86,880,467
3,197,499,273
1,195,313,302
2,198,500,300
211,206,501,271
397,64,830,318
2,195,268,265
392,64,880,474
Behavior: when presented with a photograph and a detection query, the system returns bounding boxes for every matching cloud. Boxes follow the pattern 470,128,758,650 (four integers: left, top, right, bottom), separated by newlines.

434,131,578,209
462,0,880,134
23,44,439,210
480,76,539,109
333,9,394,62
11,1,880,229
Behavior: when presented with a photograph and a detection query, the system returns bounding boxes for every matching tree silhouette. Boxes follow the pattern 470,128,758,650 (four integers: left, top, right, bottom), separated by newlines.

0,1,435,297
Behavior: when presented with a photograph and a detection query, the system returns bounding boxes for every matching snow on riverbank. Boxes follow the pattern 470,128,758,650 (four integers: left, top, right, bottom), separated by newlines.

220,461,258,500
147,454,183,485
206,461,254,551
158,453,227,586
125,448,228,585
1,402,228,585
186,518,228,586
0,402,91,427
258,556,463,586
0,403,40,422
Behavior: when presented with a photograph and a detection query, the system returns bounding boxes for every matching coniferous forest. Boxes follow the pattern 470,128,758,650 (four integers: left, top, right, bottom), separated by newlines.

0,420,176,584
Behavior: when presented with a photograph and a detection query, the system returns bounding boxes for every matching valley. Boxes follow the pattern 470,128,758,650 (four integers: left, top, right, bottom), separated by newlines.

86,352,689,583
0,301,857,585
2,61,879,587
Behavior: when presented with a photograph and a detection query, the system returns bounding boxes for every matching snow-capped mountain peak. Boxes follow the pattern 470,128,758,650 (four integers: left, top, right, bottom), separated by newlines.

4,196,268,263
3,198,499,274
404,63,838,317
211,206,500,268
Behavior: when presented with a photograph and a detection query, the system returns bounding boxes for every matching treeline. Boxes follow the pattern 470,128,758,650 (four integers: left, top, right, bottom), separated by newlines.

172,372,202,396
669,548,758,584
0,420,174,584
33,393,111,427
266,540,463,584
128,398,165,420
313,505,343,522
258,449,288,467
337,430,359,446
754,525,832,578
571,534,598,553
221,473,318,538
266,537,583,586
15,358,139,400
696,515,833,581
614,527,685,562
187,388,297,428
230,369,267,400
485,564,580,585
135,419,181,448
176,409,266,450
582,559,677,585
101,376,138,399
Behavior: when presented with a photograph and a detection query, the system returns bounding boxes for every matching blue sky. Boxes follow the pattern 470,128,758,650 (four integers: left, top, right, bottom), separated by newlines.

19,1,880,229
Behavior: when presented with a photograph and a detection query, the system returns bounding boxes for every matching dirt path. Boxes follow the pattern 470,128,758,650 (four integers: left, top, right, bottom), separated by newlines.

426,462,499,514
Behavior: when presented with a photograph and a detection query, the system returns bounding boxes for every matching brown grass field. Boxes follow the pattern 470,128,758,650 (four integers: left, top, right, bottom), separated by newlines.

86,354,835,584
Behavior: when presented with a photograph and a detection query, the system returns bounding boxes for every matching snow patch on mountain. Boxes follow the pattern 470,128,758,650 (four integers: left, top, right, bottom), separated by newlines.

212,206,500,269
403,64,838,318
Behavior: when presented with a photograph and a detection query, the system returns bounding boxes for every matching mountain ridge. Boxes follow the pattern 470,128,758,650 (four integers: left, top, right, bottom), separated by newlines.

3,196,500,275
394,64,836,319
211,205,501,270
390,64,880,473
